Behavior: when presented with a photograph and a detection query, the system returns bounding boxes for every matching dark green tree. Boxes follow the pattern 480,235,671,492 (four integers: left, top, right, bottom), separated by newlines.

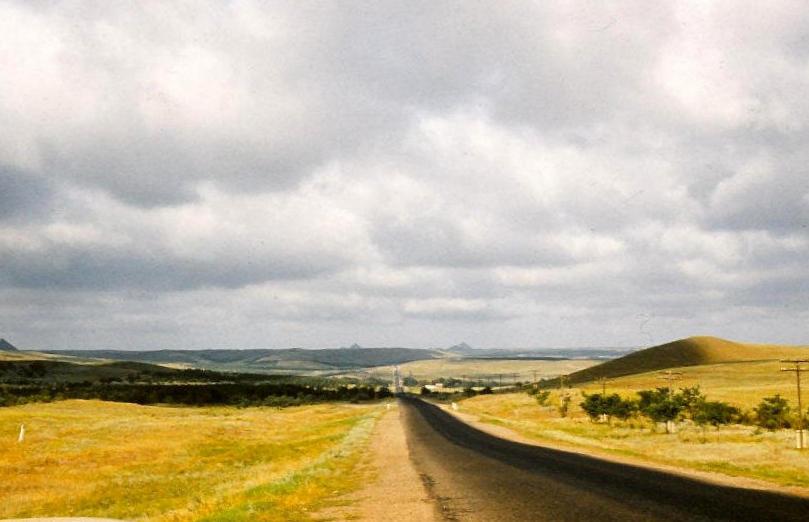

637,387,686,432
580,393,636,423
692,400,740,428
754,395,791,430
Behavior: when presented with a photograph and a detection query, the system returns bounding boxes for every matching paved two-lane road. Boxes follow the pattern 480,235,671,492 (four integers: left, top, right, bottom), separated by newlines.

400,397,809,521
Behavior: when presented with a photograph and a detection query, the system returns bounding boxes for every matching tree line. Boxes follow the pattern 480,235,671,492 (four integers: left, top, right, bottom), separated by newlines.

528,385,805,432
0,381,392,408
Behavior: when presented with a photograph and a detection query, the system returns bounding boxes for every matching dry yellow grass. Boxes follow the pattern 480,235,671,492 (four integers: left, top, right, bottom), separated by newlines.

0,351,49,361
0,400,382,521
363,358,598,383
580,359,805,409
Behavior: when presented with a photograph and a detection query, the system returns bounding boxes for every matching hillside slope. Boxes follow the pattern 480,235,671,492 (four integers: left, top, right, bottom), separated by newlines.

566,336,809,384
42,347,441,373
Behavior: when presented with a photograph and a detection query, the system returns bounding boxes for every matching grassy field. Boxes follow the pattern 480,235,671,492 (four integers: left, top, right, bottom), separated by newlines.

457,360,809,490
0,400,383,521
362,358,598,384
579,359,805,409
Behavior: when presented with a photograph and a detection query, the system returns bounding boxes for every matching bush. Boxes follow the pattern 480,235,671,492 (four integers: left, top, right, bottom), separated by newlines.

678,386,706,417
754,395,791,430
692,400,740,428
637,388,686,431
580,393,636,422
403,376,419,386
535,390,551,407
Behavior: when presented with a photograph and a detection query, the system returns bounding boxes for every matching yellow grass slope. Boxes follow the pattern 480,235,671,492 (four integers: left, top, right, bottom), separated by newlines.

567,336,809,384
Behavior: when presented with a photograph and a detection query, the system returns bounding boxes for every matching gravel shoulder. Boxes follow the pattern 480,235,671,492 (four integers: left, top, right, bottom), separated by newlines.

318,402,438,521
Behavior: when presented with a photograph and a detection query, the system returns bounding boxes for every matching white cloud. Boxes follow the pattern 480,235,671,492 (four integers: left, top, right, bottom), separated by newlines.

1,1,808,349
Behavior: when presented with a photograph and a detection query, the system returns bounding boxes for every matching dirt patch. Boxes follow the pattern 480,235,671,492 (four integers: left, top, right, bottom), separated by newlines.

318,403,438,521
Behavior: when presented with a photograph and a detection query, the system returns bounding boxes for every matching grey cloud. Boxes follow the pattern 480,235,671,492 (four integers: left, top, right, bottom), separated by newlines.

0,165,54,222
2,2,809,348
0,243,347,291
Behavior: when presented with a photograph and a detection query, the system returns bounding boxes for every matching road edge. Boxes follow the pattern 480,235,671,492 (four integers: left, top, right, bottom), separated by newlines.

437,401,809,500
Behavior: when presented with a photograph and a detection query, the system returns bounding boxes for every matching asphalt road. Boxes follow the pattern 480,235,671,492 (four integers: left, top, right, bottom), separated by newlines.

400,397,809,521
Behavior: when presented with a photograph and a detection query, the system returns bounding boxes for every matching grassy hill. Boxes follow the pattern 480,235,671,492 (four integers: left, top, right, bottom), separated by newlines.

0,359,184,383
40,347,442,374
565,336,809,384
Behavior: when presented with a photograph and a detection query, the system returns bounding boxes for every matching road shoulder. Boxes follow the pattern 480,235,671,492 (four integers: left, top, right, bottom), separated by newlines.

318,403,438,521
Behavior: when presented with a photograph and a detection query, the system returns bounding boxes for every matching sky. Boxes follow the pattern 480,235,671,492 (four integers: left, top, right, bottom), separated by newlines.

1,1,808,350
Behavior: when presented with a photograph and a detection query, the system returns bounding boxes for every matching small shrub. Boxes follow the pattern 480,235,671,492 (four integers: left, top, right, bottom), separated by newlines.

558,394,571,417
535,390,551,407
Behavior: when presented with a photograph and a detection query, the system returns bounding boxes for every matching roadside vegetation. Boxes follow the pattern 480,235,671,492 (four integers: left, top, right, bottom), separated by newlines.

0,360,392,408
0,381,392,408
456,379,809,490
1,399,383,521
426,337,809,490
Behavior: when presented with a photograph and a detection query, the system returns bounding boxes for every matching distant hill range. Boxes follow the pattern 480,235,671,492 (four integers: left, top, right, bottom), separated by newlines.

41,347,443,374
444,342,630,360
0,338,18,351
34,342,633,375
566,336,809,384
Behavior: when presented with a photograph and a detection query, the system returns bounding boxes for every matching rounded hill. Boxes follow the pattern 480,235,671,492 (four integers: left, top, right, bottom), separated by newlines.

566,336,809,384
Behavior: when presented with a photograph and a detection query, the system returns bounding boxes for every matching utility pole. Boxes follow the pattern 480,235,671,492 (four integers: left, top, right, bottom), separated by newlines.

498,373,503,387
532,370,538,384
658,370,683,393
598,377,611,396
781,359,808,450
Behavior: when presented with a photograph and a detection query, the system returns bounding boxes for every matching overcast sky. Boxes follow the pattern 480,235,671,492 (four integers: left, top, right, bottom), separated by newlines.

1,1,808,350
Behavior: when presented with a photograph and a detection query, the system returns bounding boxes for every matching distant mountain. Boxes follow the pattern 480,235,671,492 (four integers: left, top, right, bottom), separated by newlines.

42,347,441,374
0,338,18,351
566,336,809,384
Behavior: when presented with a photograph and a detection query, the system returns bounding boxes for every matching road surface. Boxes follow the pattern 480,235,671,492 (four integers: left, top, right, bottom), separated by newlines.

400,396,809,521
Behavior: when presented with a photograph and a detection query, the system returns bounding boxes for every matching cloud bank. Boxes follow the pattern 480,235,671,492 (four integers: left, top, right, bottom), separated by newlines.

1,1,808,349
